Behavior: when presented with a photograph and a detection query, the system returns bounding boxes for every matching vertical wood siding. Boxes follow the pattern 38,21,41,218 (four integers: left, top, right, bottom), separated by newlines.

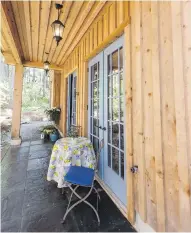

59,1,191,231
128,1,191,231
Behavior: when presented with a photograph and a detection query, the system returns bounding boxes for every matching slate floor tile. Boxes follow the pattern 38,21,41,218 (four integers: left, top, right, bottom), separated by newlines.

1,217,21,232
20,141,31,147
11,146,29,155
27,157,50,171
27,167,48,179
29,144,53,152
31,140,46,145
21,203,79,232
1,189,25,222
25,174,54,190
29,149,51,160
23,182,65,205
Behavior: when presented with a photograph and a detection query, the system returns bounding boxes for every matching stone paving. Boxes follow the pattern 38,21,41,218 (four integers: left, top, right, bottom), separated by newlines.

1,122,135,232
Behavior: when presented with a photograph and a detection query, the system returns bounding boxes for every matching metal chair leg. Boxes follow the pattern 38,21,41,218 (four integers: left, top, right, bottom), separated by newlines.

93,187,101,212
65,185,79,214
62,184,100,225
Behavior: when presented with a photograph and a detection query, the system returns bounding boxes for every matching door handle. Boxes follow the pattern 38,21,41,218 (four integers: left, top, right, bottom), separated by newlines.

102,127,106,131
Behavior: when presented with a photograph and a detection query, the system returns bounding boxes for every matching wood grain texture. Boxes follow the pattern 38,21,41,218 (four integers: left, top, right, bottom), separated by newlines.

1,1,24,63
124,24,135,225
151,2,165,231
11,64,24,139
171,1,191,231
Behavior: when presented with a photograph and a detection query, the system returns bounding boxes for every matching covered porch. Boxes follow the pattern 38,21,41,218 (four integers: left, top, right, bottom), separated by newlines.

1,1,191,232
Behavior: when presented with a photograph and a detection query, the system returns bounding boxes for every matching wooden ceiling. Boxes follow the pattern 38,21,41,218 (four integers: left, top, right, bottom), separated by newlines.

1,1,106,68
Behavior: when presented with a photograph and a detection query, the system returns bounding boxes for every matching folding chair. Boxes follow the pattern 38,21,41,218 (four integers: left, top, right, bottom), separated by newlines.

61,139,104,225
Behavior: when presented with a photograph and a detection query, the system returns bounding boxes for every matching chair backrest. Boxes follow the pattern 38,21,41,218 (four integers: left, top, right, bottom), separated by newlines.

95,139,104,171
67,125,82,137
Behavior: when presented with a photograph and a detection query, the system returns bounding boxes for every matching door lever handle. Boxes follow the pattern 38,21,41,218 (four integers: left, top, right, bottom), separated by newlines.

102,127,106,131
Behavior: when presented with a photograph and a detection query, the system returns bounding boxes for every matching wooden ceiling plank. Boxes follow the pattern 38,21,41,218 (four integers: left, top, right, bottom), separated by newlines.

51,1,84,64
23,0,33,61
53,1,95,65
11,1,30,61
42,0,63,62
48,1,73,63
30,1,40,61
1,1,24,63
60,1,107,65
38,0,51,62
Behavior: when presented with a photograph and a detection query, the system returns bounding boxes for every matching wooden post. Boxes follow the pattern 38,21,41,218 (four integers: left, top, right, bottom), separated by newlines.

51,70,61,108
11,64,24,145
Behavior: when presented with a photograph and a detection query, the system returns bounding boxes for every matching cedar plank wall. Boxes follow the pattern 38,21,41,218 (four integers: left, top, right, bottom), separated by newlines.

59,1,191,232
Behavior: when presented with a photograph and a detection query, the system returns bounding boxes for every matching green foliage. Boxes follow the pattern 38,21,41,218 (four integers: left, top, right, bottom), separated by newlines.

40,125,58,135
44,107,61,123
22,67,50,112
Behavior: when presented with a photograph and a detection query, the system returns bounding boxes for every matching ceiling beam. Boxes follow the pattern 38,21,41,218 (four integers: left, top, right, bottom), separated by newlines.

23,61,63,71
1,1,24,63
1,51,16,65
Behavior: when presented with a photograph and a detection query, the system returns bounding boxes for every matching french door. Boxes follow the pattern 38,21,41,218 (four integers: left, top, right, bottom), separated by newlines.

66,72,77,132
88,36,126,205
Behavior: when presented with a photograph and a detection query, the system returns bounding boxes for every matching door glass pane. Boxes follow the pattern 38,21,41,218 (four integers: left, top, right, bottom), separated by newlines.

112,98,119,121
112,74,119,97
93,81,98,98
120,98,124,122
112,122,119,147
108,98,112,120
93,98,98,118
120,124,124,151
92,64,98,81
108,145,111,167
93,137,99,154
93,118,97,135
112,147,119,174
112,50,119,74
119,47,123,72
108,77,112,97
121,152,124,179
108,121,112,143
120,73,123,96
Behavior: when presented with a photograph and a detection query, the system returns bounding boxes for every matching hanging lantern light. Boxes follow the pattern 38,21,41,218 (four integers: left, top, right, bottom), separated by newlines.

44,52,50,76
44,60,50,75
51,3,65,46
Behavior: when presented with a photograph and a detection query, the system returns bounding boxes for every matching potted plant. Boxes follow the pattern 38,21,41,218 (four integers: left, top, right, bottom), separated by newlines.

40,125,58,142
49,128,59,142
44,107,61,124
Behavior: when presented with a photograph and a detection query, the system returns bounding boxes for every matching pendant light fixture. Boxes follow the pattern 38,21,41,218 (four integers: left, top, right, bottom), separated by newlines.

44,52,50,75
51,3,65,46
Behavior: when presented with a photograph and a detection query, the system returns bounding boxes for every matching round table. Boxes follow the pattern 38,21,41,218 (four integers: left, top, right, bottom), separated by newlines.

47,137,96,188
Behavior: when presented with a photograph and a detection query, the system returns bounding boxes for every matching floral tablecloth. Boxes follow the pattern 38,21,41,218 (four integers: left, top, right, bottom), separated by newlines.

47,137,96,188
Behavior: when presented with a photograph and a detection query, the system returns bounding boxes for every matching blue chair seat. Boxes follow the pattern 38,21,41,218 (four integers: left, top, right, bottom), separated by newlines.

64,166,95,187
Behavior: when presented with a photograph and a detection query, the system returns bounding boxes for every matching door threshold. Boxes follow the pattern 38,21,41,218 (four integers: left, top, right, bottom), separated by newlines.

95,174,127,218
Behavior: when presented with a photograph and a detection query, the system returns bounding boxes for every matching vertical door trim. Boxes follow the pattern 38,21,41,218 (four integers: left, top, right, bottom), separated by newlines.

88,52,104,179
